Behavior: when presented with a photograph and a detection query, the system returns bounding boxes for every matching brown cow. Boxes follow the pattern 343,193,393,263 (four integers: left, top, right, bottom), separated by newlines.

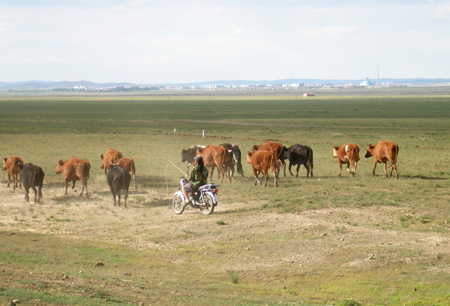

246,150,278,187
196,145,231,183
111,158,136,189
2,156,24,190
252,142,286,177
56,157,91,196
365,141,399,179
99,148,123,175
333,143,360,177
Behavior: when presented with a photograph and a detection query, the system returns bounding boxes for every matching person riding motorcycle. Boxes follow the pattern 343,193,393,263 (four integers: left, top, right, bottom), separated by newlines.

182,155,209,206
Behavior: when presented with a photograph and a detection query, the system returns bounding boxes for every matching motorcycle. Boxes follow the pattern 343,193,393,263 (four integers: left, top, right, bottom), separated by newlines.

172,177,219,215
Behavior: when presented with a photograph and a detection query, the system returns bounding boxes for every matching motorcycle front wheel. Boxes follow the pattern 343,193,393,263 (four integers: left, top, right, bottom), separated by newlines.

172,193,185,214
199,193,215,215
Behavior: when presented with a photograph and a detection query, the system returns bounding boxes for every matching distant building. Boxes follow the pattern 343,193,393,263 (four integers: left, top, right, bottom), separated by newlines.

360,77,372,86
303,93,315,97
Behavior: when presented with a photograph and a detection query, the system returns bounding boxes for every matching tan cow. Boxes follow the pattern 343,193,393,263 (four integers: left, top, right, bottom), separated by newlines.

99,149,123,175
246,150,278,187
2,156,24,189
365,141,399,179
111,158,136,189
196,145,231,183
56,157,91,196
252,142,286,177
333,143,360,177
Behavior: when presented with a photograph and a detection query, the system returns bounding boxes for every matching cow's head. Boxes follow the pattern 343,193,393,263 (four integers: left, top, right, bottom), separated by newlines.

181,149,188,162
56,160,65,174
246,151,253,164
333,146,340,158
365,144,374,158
2,157,7,170
99,154,105,169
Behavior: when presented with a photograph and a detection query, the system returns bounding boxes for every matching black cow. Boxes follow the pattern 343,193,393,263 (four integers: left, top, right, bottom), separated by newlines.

181,145,205,175
107,165,131,207
284,144,314,177
219,143,245,178
18,163,45,203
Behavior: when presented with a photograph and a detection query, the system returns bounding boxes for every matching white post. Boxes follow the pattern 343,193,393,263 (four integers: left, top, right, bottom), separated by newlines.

202,130,205,137
174,128,176,133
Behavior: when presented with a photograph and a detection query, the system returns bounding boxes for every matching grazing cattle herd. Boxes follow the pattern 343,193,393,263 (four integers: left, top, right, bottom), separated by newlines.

2,140,399,206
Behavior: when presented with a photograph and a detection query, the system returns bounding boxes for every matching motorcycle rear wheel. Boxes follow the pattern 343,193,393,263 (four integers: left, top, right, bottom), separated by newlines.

199,193,215,215
172,193,185,214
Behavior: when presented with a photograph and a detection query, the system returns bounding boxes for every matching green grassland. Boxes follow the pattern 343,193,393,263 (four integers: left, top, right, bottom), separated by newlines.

1,90,450,305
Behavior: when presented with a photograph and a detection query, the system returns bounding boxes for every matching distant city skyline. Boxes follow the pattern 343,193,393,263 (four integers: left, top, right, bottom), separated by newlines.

1,1,449,84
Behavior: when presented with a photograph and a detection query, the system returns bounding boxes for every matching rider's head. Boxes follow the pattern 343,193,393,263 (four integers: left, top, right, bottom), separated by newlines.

194,155,204,167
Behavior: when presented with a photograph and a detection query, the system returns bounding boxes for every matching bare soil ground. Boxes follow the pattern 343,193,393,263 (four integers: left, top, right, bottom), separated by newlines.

1,176,448,277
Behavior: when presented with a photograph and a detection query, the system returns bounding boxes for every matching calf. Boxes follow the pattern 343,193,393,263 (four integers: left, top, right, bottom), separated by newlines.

112,158,136,189
333,143,360,177
99,148,123,175
18,163,45,203
284,144,314,177
252,142,286,177
56,157,91,196
246,150,278,187
365,141,399,179
2,156,24,189
107,165,131,207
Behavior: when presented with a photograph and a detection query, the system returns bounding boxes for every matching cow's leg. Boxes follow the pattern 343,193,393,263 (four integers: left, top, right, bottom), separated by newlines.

124,187,129,207
263,169,269,187
383,162,388,177
7,172,11,188
72,181,76,190
116,189,121,206
346,162,351,175
281,160,287,177
64,180,69,195
393,163,399,179
80,180,88,197
304,163,310,178
372,160,377,176
217,165,225,183
296,164,300,178
37,184,43,203
288,161,294,176
271,165,278,187
209,166,215,181
31,186,38,203
24,186,29,202
253,169,261,185
110,186,116,206
338,161,342,176
13,173,17,190
18,172,22,189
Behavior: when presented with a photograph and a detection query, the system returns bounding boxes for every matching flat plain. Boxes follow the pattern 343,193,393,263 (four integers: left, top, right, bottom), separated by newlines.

0,88,450,305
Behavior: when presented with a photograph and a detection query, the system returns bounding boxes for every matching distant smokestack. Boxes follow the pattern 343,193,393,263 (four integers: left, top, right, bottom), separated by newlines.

377,67,379,85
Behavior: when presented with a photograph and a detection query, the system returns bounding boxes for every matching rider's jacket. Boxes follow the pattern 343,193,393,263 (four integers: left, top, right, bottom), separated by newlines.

189,165,209,188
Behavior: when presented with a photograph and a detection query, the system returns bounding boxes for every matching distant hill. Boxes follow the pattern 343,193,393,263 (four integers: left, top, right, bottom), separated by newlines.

1,78,450,90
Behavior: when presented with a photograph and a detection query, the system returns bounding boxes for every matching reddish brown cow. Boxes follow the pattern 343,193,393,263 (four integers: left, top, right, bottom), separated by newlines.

99,149,123,175
111,158,136,189
365,141,399,179
2,156,24,190
333,143,360,177
252,142,286,177
56,157,91,196
196,145,231,183
246,150,278,187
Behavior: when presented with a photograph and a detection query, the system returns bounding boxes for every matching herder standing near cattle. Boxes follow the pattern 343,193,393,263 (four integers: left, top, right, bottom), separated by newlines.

182,155,209,206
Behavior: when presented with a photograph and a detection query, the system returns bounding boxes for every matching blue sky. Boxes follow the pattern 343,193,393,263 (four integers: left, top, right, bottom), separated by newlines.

1,0,449,83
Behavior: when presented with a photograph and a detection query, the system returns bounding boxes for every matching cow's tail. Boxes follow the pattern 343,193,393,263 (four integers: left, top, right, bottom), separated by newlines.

308,148,314,169
391,144,399,164
78,162,90,182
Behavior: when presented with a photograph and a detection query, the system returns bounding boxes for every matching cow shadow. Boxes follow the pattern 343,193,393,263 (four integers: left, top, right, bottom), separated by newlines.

143,198,172,208
52,194,100,203
400,174,447,181
138,175,175,189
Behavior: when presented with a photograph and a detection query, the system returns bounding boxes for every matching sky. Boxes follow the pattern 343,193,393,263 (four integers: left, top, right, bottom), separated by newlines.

1,0,449,84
